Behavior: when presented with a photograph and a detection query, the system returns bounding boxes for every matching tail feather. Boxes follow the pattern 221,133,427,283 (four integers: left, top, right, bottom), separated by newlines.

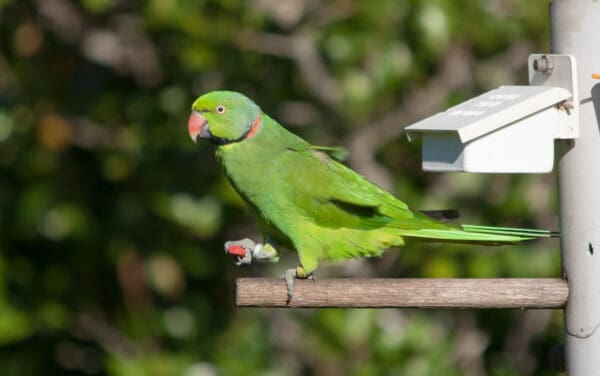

400,224,559,245
461,224,559,238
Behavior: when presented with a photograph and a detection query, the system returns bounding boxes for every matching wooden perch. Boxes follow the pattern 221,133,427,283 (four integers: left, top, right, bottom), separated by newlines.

236,278,568,308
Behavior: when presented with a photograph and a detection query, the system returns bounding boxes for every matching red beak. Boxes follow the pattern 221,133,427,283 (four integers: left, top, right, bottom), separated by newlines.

188,111,210,143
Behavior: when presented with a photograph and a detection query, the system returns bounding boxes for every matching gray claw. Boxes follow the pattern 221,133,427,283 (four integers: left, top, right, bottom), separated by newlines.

282,268,297,304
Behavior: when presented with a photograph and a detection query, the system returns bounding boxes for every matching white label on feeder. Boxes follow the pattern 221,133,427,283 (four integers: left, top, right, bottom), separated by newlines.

449,110,485,117
489,93,521,100
473,100,502,108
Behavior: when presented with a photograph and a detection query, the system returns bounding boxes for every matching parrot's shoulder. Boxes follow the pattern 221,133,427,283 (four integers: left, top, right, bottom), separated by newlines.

263,114,349,162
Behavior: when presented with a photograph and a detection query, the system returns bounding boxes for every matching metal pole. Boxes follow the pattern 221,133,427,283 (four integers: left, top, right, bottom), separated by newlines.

552,1,600,374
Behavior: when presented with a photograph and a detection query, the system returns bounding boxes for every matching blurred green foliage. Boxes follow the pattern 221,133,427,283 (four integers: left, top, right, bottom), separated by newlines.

0,0,562,375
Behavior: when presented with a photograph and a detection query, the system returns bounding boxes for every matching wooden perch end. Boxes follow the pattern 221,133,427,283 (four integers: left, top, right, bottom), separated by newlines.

235,278,568,308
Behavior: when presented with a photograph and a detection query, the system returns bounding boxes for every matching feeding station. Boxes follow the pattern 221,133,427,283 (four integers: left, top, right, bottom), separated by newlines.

236,2,599,374
405,54,578,173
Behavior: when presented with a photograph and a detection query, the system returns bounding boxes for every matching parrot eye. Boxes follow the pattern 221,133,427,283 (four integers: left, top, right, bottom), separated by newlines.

216,105,226,114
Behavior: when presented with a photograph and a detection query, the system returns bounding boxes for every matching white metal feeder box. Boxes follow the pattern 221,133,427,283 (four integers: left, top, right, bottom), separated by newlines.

405,54,578,173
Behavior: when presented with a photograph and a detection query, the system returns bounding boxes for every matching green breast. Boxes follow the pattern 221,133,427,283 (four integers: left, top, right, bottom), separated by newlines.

215,119,305,243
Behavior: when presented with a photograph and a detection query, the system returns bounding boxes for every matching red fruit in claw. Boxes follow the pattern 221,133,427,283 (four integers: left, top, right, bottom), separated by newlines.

227,245,247,257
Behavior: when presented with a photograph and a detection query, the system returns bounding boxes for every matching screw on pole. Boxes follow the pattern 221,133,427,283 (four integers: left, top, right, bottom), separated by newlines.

556,100,575,115
533,55,554,75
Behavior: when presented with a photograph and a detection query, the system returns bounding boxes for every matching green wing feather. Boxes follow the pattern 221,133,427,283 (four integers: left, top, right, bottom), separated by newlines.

308,145,350,162
460,224,558,238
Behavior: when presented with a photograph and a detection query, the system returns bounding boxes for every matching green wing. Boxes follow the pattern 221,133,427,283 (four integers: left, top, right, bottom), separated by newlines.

284,144,442,229
281,144,534,243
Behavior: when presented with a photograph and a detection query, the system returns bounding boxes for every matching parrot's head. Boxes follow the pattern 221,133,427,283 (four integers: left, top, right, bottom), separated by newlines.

188,91,262,145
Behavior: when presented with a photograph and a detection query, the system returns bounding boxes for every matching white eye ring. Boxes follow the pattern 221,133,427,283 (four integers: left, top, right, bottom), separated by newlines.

216,105,226,114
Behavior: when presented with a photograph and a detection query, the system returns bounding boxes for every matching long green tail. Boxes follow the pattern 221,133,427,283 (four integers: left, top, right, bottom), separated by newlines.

400,224,558,245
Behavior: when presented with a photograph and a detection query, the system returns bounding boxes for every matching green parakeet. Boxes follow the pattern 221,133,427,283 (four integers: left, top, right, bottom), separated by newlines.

188,91,555,301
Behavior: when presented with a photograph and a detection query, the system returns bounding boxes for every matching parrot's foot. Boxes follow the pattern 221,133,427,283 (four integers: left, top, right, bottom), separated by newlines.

224,239,255,266
282,266,313,304
224,239,280,266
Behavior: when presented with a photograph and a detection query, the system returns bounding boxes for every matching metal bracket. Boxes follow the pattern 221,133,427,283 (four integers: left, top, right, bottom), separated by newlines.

528,54,579,138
